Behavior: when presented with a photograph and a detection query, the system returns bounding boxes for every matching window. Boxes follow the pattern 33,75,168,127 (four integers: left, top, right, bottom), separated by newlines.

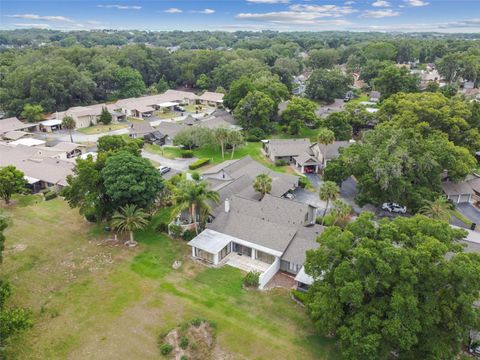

255,250,275,264
219,244,230,261
195,248,214,263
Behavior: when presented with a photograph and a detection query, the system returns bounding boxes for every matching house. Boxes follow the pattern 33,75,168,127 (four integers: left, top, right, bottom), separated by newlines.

188,193,322,289
49,142,85,159
0,117,39,136
10,138,46,147
442,175,480,204
310,141,353,168
369,91,381,103
54,104,126,129
182,115,201,126
198,91,224,107
39,119,62,132
156,122,186,141
199,109,238,130
263,138,312,164
129,122,168,145
0,143,74,193
2,130,33,142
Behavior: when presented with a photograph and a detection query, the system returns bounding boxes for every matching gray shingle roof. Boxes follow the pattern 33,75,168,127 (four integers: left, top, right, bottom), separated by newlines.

155,122,186,138
282,225,324,265
442,181,473,196
266,138,311,157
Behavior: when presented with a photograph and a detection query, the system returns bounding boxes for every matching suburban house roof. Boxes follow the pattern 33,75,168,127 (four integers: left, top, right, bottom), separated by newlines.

2,130,31,141
0,117,37,135
115,90,201,112
442,181,474,196
129,122,154,136
182,115,200,126
155,122,186,139
10,138,45,147
199,91,224,103
188,229,233,254
311,141,353,160
294,152,320,166
282,225,323,265
51,142,84,152
265,138,311,158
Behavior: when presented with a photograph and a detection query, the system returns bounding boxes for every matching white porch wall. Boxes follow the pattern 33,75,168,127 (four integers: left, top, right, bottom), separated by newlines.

259,257,280,290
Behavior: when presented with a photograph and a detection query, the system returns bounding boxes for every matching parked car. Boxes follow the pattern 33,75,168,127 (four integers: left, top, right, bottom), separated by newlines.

158,166,171,175
381,202,407,214
284,192,295,200
143,113,152,118
304,167,315,173
174,105,185,112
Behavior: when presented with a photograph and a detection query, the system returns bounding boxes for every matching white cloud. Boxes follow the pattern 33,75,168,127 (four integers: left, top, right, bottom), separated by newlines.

97,4,142,10
13,23,50,29
191,8,215,14
289,4,357,16
164,8,182,14
8,14,73,22
246,0,290,3
404,0,429,6
372,1,390,7
361,9,400,18
344,1,355,4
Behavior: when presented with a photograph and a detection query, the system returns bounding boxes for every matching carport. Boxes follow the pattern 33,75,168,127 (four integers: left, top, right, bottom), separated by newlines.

293,153,320,174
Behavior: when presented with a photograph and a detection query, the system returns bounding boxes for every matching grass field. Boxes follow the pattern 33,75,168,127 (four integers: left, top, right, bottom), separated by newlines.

1,197,340,359
77,123,128,135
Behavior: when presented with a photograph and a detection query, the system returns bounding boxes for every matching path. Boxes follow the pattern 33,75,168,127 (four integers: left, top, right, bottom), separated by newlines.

141,149,197,171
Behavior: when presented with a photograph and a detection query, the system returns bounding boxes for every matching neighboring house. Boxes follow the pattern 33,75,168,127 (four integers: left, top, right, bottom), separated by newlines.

198,91,224,107
10,138,46,147
2,130,33,142
369,91,381,103
129,122,167,145
54,104,126,129
0,143,74,193
188,193,322,289
199,109,238,130
156,122,186,141
442,175,480,204
49,142,85,159
263,138,353,173
39,119,62,132
182,114,201,126
0,117,39,136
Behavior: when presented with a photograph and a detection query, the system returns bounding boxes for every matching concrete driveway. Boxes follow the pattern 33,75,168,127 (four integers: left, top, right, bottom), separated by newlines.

141,149,196,171
457,203,480,226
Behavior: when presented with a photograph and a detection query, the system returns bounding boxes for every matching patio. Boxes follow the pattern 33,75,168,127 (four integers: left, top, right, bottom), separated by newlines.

222,252,271,274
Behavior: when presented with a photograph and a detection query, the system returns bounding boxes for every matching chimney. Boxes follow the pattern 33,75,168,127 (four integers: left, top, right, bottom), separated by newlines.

224,198,230,213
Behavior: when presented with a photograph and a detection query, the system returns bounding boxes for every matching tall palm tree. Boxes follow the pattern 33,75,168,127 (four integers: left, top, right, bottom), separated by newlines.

253,173,272,200
228,130,244,159
330,199,352,227
319,181,340,225
317,128,335,168
111,205,149,247
214,127,230,159
172,180,220,234
61,116,76,143
419,196,452,223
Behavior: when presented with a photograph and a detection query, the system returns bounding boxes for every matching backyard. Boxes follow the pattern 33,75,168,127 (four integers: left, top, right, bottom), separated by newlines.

77,123,128,135
1,197,339,359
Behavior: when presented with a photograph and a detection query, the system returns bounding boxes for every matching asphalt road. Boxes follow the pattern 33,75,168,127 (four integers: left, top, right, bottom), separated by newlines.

141,149,197,171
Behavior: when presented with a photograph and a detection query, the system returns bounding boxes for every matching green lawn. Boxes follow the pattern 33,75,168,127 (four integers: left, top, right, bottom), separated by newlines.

1,198,340,359
145,142,298,174
77,123,128,134
154,111,177,119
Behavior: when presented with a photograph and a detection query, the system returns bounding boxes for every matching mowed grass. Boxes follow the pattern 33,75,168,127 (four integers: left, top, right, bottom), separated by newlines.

77,123,128,134
1,198,339,359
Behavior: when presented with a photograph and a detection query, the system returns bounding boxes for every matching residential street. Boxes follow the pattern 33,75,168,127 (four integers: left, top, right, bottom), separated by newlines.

141,149,197,171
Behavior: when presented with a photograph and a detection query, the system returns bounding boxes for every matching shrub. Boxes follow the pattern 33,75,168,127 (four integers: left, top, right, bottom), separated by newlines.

156,221,169,233
169,224,183,238
291,289,307,304
44,191,58,201
190,318,204,327
182,229,196,241
160,343,173,355
316,214,334,226
188,158,210,170
181,149,194,158
298,176,308,188
246,128,266,142
275,159,287,167
242,271,260,288
190,171,201,181
179,336,189,349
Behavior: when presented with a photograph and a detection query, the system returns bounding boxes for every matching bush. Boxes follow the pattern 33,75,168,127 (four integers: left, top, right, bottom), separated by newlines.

179,336,189,349
188,158,210,170
291,289,307,304
316,214,334,226
190,317,205,327
43,191,58,201
182,229,196,241
160,343,173,355
275,159,287,167
181,149,194,158
169,224,183,238
156,221,169,233
298,177,308,188
190,171,201,181
246,128,266,142
242,271,260,288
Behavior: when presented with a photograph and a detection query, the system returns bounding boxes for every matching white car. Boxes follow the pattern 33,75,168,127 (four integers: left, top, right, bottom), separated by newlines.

381,202,407,214
158,166,171,175
284,193,295,200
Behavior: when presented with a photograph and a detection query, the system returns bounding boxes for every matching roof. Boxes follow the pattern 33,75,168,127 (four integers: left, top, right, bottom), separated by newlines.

199,91,224,103
188,229,233,253
282,225,324,265
266,138,311,158
157,101,178,107
182,115,200,126
312,141,353,160
155,122,186,138
129,122,154,135
3,130,30,140
116,90,198,112
0,117,37,135
40,119,62,127
294,266,314,285
294,152,320,166
10,138,45,147
51,142,84,152
442,181,473,196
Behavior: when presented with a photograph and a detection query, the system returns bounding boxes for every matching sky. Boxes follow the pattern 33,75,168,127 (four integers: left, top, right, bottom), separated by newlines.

1,0,479,33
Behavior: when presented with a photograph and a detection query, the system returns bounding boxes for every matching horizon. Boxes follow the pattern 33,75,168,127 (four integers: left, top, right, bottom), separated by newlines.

1,0,480,33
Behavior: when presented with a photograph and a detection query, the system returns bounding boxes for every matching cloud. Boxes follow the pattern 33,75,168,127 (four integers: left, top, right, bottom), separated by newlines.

361,9,400,18
289,4,357,16
350,18,480,32
344,1,355,4
13,23,50,29
164,8,182,14
191,9,215,14
246,0,290,3
97,4,142,10
8,14,73,22
372,1,390,7
404,0,429,6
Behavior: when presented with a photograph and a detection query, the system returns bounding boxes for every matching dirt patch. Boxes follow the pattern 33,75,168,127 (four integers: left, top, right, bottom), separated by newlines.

4,243,27,254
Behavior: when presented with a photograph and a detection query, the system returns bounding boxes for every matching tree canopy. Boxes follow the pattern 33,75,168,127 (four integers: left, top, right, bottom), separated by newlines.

306,69,352,103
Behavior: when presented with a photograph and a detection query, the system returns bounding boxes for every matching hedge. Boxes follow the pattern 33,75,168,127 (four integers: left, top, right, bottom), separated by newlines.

181,149,194,158
189,158,210,170
44,191,58,201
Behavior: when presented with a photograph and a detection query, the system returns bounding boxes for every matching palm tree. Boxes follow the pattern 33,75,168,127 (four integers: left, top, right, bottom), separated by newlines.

330,199,352,227
111,205,149,247
172,180,220,234
253,173,272,200
319,181,340,224
214,127,230,159
228,130,244,159
62,116,76,143
317,128,335,168
419,196,452,222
